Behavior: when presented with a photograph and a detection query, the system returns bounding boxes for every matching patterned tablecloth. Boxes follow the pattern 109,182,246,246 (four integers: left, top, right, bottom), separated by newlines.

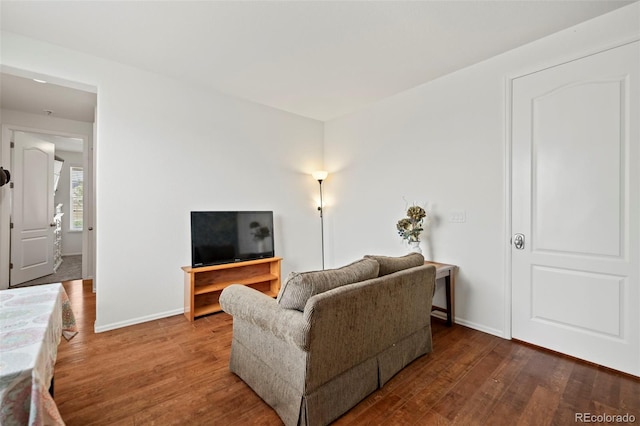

0,283,78,425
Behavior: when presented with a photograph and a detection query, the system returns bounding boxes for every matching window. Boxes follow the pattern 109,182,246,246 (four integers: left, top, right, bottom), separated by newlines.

70,166,83,231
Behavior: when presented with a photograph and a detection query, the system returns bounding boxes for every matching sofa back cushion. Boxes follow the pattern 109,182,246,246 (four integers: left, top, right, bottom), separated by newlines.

364,252,424,276
277,258,380,311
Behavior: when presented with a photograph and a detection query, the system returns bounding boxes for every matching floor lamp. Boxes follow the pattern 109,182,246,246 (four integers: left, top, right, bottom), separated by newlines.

312,171,328,270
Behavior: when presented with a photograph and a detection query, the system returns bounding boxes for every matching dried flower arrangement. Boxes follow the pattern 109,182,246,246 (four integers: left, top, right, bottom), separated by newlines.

396,205,427,243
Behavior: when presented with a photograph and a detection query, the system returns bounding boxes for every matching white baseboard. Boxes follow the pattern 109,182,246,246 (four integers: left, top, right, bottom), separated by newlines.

94,308,184,333
454,317,505,338
432,312,505,339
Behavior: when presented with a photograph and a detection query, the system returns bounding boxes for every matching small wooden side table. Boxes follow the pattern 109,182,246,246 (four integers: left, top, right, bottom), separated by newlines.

424,261,457,326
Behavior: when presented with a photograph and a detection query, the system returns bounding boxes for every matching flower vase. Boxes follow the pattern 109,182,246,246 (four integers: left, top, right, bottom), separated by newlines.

408,241,422,254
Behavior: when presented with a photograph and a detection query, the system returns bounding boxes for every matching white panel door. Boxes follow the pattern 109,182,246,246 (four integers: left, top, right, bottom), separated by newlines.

10,131,55,285
512,42,639,376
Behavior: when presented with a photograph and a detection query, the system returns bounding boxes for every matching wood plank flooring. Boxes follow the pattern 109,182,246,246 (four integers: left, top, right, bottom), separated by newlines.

55,280,640,425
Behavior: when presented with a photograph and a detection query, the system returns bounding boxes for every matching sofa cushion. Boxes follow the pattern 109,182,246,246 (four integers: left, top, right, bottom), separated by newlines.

364,253,425,277
277,258,380,311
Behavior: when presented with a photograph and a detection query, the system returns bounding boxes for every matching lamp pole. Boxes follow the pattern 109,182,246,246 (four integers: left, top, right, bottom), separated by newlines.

318,179,325,270
312,171,328,270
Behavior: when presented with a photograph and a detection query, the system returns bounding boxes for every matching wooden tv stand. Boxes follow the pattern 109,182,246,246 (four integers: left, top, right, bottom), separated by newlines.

182,257,282,321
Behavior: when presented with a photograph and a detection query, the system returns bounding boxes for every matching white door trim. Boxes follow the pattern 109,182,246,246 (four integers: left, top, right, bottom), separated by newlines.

503,75,514,340
503,36,640,341
0,124,89,289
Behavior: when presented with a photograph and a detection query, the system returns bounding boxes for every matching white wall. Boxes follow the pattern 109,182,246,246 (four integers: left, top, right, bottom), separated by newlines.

0,32,324,331
53,150,83,255
324,3,639,337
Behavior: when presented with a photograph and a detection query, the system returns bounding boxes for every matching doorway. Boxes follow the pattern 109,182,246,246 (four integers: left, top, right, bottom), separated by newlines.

9,130,86,287
0,71,96,290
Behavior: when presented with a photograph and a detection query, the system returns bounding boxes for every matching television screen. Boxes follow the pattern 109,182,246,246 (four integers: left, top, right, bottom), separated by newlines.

190,211,274,267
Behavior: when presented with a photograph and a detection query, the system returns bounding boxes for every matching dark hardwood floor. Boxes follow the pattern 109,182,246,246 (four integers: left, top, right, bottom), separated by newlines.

56,281,640,425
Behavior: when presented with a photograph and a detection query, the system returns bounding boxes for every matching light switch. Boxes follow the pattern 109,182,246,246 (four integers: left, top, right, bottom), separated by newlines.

449,210,466,223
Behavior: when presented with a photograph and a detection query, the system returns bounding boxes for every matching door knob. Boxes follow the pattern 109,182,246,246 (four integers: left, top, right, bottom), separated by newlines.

513,233,525,250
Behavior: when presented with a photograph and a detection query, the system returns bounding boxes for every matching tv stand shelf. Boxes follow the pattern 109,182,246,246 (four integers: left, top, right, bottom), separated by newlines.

183,257,282,321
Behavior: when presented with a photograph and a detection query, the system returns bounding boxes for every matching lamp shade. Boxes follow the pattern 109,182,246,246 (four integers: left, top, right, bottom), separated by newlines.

312,170,328,181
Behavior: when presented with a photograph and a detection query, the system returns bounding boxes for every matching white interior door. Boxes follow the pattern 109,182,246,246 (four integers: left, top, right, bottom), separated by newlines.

10,131,55,285
511,42,639,376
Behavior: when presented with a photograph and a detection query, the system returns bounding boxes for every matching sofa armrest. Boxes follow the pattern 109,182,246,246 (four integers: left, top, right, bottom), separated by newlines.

220,284,307,349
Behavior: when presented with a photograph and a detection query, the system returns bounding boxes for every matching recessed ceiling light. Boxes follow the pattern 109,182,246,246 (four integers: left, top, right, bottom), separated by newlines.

33,79,47,84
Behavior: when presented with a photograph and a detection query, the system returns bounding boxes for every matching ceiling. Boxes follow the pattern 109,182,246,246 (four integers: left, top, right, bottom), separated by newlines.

0,1,635,122
1,73,97,123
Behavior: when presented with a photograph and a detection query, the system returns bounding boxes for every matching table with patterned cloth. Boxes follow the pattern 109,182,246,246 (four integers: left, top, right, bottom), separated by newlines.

0,283,78,425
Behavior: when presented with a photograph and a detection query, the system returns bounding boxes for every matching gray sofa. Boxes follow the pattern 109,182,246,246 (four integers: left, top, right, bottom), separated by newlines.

219,253,435,426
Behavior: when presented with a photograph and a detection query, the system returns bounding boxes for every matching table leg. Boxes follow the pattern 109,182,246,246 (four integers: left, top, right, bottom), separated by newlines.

445,275,452,326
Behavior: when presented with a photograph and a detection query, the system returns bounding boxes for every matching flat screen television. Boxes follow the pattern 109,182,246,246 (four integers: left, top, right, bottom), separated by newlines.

190,211,275,267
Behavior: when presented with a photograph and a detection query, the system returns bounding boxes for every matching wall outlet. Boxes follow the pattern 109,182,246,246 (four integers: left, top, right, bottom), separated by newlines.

449,210,466,223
